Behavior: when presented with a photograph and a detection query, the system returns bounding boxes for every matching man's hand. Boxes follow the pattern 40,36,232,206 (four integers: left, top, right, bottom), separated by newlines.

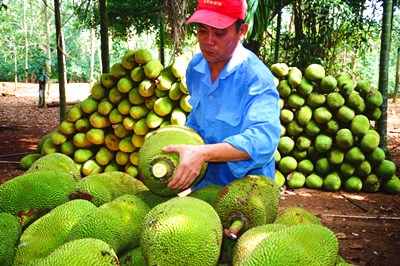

162,144,207,190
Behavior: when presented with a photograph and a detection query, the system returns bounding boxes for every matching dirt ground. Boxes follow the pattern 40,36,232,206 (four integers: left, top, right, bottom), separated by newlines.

0,82,400,266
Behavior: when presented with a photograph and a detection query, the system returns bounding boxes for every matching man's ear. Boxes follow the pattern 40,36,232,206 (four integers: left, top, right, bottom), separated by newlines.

239,23,249,39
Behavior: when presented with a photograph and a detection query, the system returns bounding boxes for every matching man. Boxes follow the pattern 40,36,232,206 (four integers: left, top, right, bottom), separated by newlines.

164,0,281,190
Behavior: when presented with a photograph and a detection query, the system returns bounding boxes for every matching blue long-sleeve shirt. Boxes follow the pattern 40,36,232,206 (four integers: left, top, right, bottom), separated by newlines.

185,43,281,189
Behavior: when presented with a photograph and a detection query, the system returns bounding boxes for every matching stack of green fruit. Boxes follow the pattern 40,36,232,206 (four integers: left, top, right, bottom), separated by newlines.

272,63,399,194
27,49,192,178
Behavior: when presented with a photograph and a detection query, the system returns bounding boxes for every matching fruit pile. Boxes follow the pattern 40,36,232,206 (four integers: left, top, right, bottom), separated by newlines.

21,49,192,178
271,63,399,194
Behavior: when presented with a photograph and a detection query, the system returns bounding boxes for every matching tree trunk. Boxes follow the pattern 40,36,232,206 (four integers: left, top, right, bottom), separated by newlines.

99,0,110,73
159,0,165,66
89,28,96,88
393,46,400,103
274,0,283,63
376,0,393,153
44,0,52,98
54,0,67,121
23,0,29,82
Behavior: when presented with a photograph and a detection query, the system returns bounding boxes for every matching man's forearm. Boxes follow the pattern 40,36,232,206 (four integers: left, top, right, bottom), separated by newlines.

200,142,251,163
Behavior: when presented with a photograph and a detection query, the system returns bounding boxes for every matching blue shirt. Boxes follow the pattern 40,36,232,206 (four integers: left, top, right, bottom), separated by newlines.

185,43,281,189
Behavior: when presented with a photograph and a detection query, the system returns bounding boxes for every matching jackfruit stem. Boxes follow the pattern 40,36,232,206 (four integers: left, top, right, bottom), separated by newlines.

150,157,174,179
223,218,245,240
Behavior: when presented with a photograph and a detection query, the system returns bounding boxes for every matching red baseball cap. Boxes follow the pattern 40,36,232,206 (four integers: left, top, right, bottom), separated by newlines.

186,0,248,29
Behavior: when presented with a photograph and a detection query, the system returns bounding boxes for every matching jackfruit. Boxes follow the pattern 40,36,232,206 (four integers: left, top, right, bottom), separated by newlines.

274,207,321,226
232,224,287,266
323,171,342,191
345,91,362,109
110,62,127,78
286,92,305,109
0,212,22,266
315,157,332,174
286,171,306,189
0,171,77,228
171,54,190,78
278,155,297,174
327,148,345,165
121,50,137,70
355,160,372,177
326,92,345,109
66,195,150,255
71,171,148,206
138,125,207,196
19,152,43,170
100,73,116,89
144,59,164,79
335,128,354,150
189,184,223,207
305,173,324,189
336,105,355,123
345,146,365,165
319,75,337,93
340,162,356,178
297,159,314,175
237,224,338,266
140,196,223,266
354,79,371,97
133,189,174,209
214,175,280,239
314,106,332,124
90,82,107,100
25,238,119,266
367,147,385,165
58,120,76,135
297,77,314,96
343,176,363,192
119,246,146,266
296,105,313,126
359,130,380,152
362,174,381,193
382,176,400,194
287,67,302,86
306,92,326,108
277,79,291,98
350,114,370,137
365,89,383,109
13,199,97,265
375,159,396,179
337,74,354,96
315,133,332,153
278,136,295,155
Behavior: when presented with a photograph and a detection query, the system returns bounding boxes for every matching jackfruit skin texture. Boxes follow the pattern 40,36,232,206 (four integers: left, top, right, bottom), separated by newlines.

140,196,223,266
189,184,223,207
71,171,149,206
273,206,322,226
25,152,81,181
66,194,150,255
13,199,97,265
240,224,339,266
233,224,287,266
0,171,77,228
0,212,22,266
25,238,119,266
214,175,281,236
119,246,146,266
133,189,174,209
138,125,207,196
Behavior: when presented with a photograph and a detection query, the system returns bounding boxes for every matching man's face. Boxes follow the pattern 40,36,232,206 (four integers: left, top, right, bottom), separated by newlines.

196,22,247,65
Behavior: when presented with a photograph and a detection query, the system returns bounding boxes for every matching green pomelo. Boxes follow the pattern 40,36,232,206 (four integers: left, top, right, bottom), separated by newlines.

340,162,355,178
274,150,281,163
280,108,294,124
277,79,292,98
336,105,355,123
97,99,114,115
180,94,192,112
326,92,345,109
59,120,76,135
143,59,163,79
121,50,137,70
306,92,326,108
287,67,302,86
82,159,103,176
115,151,130,165
19,153,43,170
305,64,325,81
132,133,145,148
130,104,150,120
344,176,363,193
304,120,321,136
327,148,345,165
130,66,145,82
323,172,341,191
133,118,149,136
117,77,134,93
336,74,354,96
270,62,289,77
274,170,286,187
335,128,354,150
296,77,313,96
314,106,332,124
286,120,304,137
319,75,337,93
75,118,90,132
365,89,383,109
296,105,313,126
345,91,362,109
110,62,127,78
169,82,183,100
362,174,381,193
138,79,155,97
119,136,136,153
134,48,153,64
382,176,400,194
364,107,382,121
345,146,365,165
117,99,132,116
123,116,136,131
171,55,190,78
73,132,93,148
354,79,371,97
86,128,105,145
95,147,114,166
170,107,187,126
295,135,312,151
60,141,75,156
50,130,67,145
108,108,124,124
305,173,324,189
90,82,107,100
355,160,372,177
128,87,145,105
287,171,306,189
375,159,396,179
278,136,295,155
286,92,305,109
105,132,121,151
99,73,116,89
360,131,380,152
325,119,340,135
315,133,332,153
154,97,174,116
146,110,165,129
315,157,332,174
367,147,386,165
350,114,370,137
278,156,298,174
108,87,123,104
74,148,94,164
66,104,83,122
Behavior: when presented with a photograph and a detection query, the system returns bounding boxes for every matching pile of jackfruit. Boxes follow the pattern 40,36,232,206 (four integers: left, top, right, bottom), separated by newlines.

18,48,399,195
271,63,400,194
0,162,349,265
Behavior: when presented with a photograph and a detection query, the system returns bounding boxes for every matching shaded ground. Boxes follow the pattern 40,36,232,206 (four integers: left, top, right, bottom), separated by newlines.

1,82,400,266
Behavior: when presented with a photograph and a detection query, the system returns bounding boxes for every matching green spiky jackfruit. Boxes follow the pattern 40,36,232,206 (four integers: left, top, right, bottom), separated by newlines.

140,196,223,266
67,195,150,255
119,246,146,266
274,207,321,226
237,224,339,266
189,184,223,207
25,152,81,181
0,212,22,266
0,171,77,228
71,171,149,206
25,238,119,266
138,125,207,196
233,224,287,266
214,175,280,239
13,200,97,265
